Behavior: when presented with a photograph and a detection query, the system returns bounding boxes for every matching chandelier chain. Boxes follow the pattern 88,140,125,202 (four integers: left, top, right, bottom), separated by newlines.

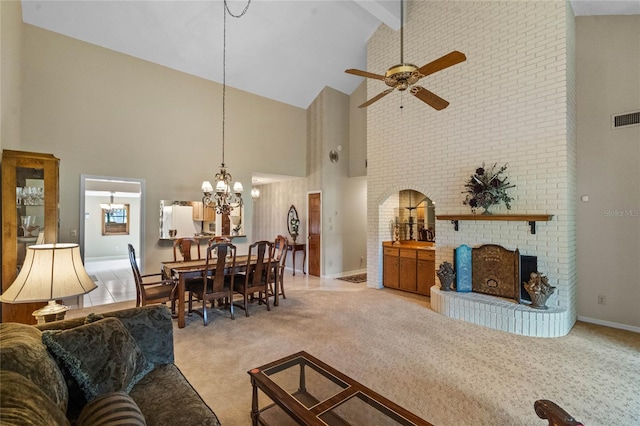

222,0,252,165
224,0,252,18
200,0,252,216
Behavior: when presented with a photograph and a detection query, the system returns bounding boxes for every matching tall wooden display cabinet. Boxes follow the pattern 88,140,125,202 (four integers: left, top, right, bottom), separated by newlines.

1,150,60,324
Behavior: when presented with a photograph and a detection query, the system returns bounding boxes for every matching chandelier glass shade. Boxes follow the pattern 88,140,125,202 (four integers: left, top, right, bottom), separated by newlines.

202,163,243,215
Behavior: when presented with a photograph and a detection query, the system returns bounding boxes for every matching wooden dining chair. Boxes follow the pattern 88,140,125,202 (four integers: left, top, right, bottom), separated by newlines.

187,242,236,325
268,235,288,305
171,238,203,307
232,240,274,317
173,237,201,262
207,236,231,248
128,244,177,311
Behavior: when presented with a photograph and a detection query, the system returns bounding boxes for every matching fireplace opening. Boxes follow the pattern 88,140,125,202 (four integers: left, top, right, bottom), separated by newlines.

519,255,538,302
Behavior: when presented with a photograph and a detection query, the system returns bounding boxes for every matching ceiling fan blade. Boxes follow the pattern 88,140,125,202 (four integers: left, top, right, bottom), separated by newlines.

410,86,449,110
345,69,386,81
417,51,467,78
359,88,395,108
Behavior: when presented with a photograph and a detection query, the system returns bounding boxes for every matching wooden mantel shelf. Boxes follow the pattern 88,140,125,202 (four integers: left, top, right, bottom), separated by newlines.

436,214,553,234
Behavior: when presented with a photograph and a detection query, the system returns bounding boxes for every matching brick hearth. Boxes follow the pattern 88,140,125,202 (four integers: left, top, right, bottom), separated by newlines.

430,286,569,338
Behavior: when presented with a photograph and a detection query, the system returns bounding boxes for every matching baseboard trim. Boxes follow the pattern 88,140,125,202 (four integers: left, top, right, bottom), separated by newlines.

577,316,640,333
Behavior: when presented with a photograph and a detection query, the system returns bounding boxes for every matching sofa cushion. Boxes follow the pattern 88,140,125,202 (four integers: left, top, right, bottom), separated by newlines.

129,364,220,426
0,370,70,426
0,323,68,412
77,391,146,426
42,317,153,402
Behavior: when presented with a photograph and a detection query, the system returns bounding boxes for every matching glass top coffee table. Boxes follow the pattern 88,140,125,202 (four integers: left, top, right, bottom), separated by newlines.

248,351,433,426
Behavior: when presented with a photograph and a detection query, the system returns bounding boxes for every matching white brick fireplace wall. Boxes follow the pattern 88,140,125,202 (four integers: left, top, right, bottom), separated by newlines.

366,1,577,336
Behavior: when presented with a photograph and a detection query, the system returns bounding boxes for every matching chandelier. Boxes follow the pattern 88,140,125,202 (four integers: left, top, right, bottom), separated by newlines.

202,0,252,216
99,192,124,212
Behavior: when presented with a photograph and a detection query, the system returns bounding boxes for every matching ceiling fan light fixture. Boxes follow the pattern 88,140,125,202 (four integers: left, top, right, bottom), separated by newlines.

344,0,466,109
385,64,420,91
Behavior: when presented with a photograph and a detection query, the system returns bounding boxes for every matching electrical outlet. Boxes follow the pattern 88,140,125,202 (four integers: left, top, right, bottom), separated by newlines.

70,229,77,237
597,295,606,305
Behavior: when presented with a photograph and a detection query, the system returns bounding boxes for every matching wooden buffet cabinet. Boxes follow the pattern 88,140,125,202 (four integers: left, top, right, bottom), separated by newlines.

383,241,435,296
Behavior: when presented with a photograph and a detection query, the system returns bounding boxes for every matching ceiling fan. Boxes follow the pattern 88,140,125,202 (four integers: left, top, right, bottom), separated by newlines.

345,0,466,110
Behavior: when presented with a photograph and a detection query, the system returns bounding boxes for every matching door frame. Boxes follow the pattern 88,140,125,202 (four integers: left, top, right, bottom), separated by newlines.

79,175,145,263
307,190,321,276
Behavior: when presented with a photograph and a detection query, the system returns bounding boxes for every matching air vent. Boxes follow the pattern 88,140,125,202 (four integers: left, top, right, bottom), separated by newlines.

612,111,640,129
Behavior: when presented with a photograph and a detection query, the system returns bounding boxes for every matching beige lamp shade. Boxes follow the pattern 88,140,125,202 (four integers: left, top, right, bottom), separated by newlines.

0,243,97,303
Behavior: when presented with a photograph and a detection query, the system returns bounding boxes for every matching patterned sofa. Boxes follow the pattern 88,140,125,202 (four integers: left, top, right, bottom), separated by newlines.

0,305,220,425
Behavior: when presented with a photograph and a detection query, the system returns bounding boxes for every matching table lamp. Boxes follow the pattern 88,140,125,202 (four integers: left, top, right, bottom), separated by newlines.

0,243,97,324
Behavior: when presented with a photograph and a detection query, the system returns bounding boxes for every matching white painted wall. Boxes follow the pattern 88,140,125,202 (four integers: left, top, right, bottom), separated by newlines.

576,15,640,329
367,0,577,334
15,23,306,270
349,81,368,178
253,86,368,276
0,0,22,149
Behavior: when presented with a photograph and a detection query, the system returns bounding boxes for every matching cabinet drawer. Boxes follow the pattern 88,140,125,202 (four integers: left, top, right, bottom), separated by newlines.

384,248,399,257
417,250,435,261
400,249,416,259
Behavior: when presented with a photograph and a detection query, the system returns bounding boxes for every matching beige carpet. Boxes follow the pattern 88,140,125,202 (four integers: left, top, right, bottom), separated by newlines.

164,286,640,426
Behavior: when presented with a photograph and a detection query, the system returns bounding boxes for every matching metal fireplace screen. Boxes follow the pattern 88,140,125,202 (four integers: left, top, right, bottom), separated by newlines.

471,244,520,302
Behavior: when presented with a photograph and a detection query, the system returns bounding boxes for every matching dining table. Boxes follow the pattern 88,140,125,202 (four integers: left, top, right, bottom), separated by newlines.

161,254,279,328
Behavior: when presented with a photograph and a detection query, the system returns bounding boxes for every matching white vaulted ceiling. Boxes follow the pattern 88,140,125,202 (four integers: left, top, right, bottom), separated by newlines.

20,0,639,109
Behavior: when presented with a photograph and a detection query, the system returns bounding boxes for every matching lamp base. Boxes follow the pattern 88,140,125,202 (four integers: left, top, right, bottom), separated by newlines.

32,300,69,324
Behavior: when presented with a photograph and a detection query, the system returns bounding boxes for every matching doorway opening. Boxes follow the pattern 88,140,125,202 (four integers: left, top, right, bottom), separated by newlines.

80,175,145,307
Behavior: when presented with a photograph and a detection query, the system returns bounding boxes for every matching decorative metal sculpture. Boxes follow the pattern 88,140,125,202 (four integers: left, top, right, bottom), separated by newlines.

436,262,456,291
392,224,401,245
523,272,555,310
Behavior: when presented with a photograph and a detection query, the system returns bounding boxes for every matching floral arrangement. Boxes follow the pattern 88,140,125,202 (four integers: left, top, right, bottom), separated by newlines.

462,162,515,214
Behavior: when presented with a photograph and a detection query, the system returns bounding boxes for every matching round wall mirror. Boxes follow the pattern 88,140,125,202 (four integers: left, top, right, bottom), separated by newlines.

287,205,300,243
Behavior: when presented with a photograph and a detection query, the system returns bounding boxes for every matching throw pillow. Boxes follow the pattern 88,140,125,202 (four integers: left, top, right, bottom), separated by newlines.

42,317,153,402
0,323,69,412
76,391,146,426
0,370,71,426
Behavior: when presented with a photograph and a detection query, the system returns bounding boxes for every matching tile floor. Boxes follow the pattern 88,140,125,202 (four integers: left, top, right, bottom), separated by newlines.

83,258,137,307
82,257,368,308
